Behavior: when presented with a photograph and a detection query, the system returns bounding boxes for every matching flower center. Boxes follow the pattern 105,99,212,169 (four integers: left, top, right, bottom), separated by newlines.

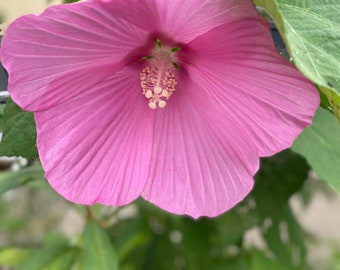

140,40,179,109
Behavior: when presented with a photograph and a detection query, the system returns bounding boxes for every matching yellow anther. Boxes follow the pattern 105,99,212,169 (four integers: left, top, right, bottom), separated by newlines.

145,90,153,99
148,102,157,109
158,100,167,108
154,86,162,94
162,89,170,98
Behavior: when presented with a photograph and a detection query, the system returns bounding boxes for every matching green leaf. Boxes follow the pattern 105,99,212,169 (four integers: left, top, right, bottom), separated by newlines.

0,164,45,194
321,85,340,122
326,250,340,270
0,98,38,158
253,150,310,203
292,107,340,192
21,248,78,270
0,103,6,132
81,221,118,270
260,205,306,270
216,208,255,247
116,231,150,263
20,234,78,270
212,256,251,270
251,150,309,269
255,0,340,119
43,249,78,270
252,249,290,270
0,248,34,267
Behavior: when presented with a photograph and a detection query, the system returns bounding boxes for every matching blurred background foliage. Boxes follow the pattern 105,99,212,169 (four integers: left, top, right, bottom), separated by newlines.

1,0,340,269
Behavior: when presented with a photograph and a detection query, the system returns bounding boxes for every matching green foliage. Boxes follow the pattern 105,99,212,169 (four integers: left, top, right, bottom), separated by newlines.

0,103,6,132
0,248,35,267
255,0,340,120
81,220,118,270
292,108,340,192
251,249,290,270
19,234,79,270
0,218,119,270
0,163,45,194
0,98,38,158
0,234,79,270
250,150,309,270
326,248,340,270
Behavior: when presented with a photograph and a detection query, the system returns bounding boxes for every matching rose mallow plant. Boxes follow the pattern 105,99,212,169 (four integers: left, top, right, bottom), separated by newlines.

0,0,319,218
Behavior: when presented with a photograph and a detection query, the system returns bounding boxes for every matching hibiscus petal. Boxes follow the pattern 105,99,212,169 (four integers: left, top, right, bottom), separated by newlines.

102,0,259,43
142,77,258,218
35,67,154,205
182,19,319,157
1,1,148,111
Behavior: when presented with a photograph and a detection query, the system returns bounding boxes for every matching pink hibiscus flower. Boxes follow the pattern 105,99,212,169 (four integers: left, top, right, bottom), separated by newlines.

0,0,319,218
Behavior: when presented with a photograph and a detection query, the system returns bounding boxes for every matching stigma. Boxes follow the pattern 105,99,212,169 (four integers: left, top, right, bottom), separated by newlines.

140,40,179,109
